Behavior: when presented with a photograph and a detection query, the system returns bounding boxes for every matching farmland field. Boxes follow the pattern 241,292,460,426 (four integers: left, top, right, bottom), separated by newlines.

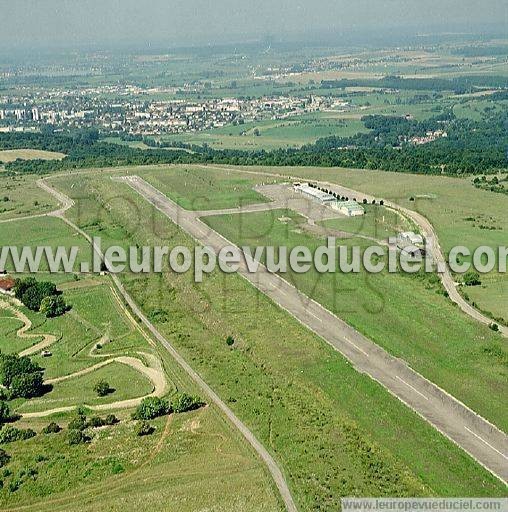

0,149,65,163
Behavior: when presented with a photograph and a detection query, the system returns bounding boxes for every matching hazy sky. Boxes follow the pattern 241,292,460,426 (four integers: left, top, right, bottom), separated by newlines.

1,0,507,49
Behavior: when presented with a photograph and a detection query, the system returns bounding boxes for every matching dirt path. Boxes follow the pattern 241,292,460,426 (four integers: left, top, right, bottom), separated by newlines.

0,300,58,357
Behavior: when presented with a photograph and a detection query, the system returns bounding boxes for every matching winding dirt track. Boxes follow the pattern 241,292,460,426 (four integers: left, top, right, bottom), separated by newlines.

21,354,167,419
0,300,58,357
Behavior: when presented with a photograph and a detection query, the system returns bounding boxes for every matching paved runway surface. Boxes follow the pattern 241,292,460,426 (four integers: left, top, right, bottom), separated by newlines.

119,175,508,484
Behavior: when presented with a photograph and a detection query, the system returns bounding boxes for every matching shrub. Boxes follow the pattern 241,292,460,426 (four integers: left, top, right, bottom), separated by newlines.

42,422,61,434
87,416,105,428
226,336,235,346
68,429,88,446
93,379,111,397
104,414,119,425
172,393,203,414
133,397,171,420
135,421,154,437
0,402,10,424
68,415,87,431
40,295,69,318
0,426,36,444
463,271,481,287
0,449,10,468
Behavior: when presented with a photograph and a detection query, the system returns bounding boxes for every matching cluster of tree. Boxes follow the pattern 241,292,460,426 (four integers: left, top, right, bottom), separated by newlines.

67,408,118,445
3,108,507,177
13,277,69,317
473,174,507,195
0,426,36,445
0,352,45,399
133,393,203,421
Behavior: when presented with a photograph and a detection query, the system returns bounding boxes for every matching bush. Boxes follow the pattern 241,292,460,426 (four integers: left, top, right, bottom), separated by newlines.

0,426,36,444
42,422,61,434
68,429,88,446
226,336,235,346
87,416,105,428
104,414,119,425
135,421,154,437
463,271,481,286
172,393,203,414
93,379,111,397
0,402,10,424
67,415,87,431
0,449,10,468
133,397,171,420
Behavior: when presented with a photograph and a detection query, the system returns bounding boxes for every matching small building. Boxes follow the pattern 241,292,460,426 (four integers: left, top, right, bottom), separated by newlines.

398,231,424,247
0,276,15,296
332,200,365,217
294,183,336,205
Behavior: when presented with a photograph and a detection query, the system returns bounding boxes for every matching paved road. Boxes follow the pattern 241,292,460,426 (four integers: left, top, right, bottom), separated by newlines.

120,175,508,484
36,178,298,512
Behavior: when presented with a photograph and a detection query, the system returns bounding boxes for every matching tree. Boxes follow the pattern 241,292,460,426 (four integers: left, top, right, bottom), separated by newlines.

0,353,43,388
40,295,68,318
68,414,87,431
104,414,118,425
87,416,105,428
226,336,235,346
93,379,111,397
135,421,154,437
133,397,171,420
68,429,88,446
10,372,44,399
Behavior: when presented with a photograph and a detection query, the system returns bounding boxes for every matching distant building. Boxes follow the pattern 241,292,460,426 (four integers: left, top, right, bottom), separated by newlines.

294,183,336,205
332,200,365,217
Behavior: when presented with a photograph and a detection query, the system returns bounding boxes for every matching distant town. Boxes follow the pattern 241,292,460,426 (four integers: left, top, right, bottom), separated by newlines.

0,85,350,136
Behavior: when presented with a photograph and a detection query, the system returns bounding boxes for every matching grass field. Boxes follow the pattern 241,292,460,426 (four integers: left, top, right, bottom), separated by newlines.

17,362,155,414
160,113,369,150
2,407,282,511
0,149,65,163
0,190,285,510
321,204,413,240
47,170,507,507
140,166,273,210
203,207,507,431
0,174,58,221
